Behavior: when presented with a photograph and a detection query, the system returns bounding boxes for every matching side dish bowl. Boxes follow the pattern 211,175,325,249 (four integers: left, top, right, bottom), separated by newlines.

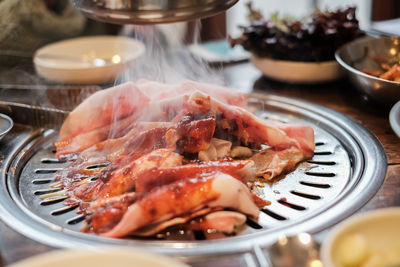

34,36,145,85
321,207,400,267
335,36,400,105
389,99,400,138
9,248,188,267
251,55,344,84
0,113,13,141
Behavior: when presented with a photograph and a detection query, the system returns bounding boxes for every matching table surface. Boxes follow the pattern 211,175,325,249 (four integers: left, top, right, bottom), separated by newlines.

0,62,399,266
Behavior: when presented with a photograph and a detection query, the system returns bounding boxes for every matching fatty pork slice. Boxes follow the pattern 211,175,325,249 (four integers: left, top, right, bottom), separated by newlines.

55,123,179,192
54,116,140,160
135,79,247,107
98,172,259,238
132,210,247,237
93,149,183,200
135,160,253,193
58,80,246,149
59,82,149,141
250,146,307,180
185,91,315,158
55,93,190,160
64,149,182,205
57,115,217,199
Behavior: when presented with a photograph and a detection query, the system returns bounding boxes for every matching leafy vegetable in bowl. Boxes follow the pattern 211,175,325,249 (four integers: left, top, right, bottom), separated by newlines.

230,4,364,62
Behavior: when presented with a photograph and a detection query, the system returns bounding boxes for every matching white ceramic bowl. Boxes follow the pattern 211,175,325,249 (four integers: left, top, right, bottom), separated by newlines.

321,208,400,267
389,100,400,138
9,248,188,267
0,113,13,141
34,36,145,84
251,55,344,84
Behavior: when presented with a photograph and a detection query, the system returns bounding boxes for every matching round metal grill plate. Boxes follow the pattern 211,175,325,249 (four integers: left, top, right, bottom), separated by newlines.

0,94,386,257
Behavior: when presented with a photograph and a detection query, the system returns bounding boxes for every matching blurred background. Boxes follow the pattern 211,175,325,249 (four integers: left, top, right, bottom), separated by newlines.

211,0,400,41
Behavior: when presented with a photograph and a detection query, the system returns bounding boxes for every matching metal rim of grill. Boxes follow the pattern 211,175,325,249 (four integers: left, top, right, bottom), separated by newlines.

0,93,386,257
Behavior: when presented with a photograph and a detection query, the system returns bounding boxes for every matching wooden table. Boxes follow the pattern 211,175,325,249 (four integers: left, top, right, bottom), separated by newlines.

0,62,399,266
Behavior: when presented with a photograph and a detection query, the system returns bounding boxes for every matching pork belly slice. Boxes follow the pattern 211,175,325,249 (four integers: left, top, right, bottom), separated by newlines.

81,192,140,234
54,115,137,160
184,91,315,158
250,146,307,180
98,172,259,238
135,160,253,193
54,123,178,190
135,79,247,107
65,149,182,204
131,209,246,237
56,115,217,201
94,149,183,200
266,120,315,159
188,211,247,234
58,80,245,144
76,122,173,163
60,82,149,141
104,114,215,163
129,207,216,237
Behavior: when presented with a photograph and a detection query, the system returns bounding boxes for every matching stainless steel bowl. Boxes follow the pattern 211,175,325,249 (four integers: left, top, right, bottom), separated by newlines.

335,36,400,106
0,113,13,141
71,0,238,24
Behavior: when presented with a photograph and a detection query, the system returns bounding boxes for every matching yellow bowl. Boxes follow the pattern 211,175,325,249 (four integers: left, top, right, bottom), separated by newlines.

9,248,188,267
320,207,400,267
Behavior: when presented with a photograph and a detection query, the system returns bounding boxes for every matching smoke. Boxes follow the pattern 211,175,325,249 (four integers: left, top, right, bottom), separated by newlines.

103,21,227,139
117,22,224,85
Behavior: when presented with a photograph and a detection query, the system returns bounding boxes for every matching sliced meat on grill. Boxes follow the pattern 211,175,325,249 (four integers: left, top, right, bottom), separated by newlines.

65,149,182,204
135,79,247,107
53,79,316,238
135,160,252,193
98,172,259,238
184,91,315,156
60,82,149,141
250,146,307,180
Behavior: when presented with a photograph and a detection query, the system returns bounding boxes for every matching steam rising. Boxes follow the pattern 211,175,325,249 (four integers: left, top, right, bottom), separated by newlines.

102,21,227,139
118,22,224,85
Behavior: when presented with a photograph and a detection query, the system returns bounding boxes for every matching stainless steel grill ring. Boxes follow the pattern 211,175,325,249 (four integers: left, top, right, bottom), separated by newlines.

0,94,386,259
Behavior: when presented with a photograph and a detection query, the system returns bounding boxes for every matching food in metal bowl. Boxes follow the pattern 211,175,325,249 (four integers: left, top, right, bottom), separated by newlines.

335,36,400,105
362,52,400,82
50,80,315,239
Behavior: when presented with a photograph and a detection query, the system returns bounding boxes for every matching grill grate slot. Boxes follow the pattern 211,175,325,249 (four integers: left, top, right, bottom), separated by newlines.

193,230,206,240
41,158,65,164
313,151,332,155
277,199,306,211
246,218,263,229
260,208,287,221
315,142,325,146
40,195,68,206
290,190,321,200
86,164,109,170
35,168,62,174
67,215,85,225
34,188,64,195
305,171,335,177
51,206,78,216
32,178,55,184
300,181,331,189
307,160,336,166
